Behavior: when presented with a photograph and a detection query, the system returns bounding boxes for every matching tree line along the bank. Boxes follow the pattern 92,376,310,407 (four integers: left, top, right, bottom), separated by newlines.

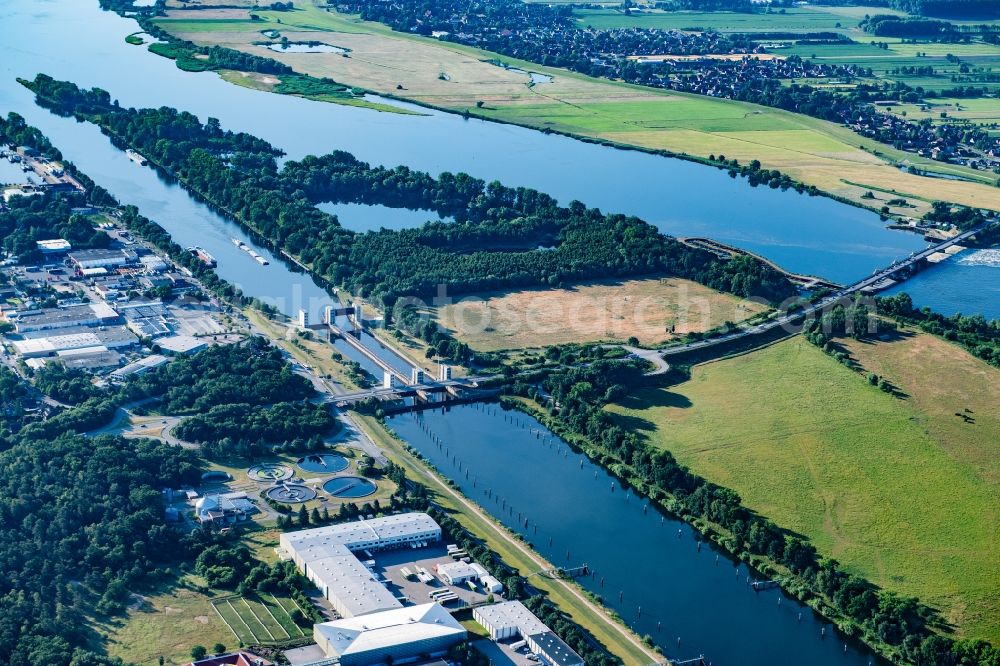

500,353,998,666
22,75,796,315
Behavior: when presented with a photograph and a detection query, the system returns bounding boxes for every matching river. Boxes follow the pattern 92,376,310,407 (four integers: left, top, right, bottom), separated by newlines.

1,0,995,317
389,404,884,666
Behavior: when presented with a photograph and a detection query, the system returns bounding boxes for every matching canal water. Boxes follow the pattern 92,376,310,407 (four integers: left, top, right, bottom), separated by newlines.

389,403,883,666
885,250,1000,320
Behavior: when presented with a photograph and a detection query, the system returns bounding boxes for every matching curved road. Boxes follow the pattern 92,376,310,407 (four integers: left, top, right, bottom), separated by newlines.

657,223,992,360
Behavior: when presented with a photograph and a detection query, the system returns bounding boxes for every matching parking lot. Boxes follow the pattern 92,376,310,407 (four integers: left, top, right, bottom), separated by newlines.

374,544,494,609
472,638,538,666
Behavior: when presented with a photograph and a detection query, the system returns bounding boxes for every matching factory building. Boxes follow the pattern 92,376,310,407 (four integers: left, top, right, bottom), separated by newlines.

435,561,480,586
9,302,119,333
68,248,136,270
157,334,207,356
195,492,258,524
109,354,170,381
297,542,402,618
474,601,585,666
281,513,441,559
11,326,138,358
280,513,441,618
36,239,71,254
312,602,466,666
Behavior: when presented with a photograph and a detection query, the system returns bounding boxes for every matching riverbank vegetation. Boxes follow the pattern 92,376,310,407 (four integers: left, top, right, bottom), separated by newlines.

122,337,315,413
146,1,1000,213
173,401,338,451
602,336,999,649
23,75,796,314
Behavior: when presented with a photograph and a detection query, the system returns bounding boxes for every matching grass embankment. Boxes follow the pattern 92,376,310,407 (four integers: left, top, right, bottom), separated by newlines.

245,309,365,391
150,1,1000,214
433,277,768,351
350,413,662,666
606,335,999,643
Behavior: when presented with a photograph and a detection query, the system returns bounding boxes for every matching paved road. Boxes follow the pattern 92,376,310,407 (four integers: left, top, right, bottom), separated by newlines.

655,222,992,360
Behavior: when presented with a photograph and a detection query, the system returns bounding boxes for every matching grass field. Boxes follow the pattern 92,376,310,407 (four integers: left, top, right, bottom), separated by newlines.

152,1,1000,214
212,593,309,645
100,578,235,666
433,277,768,351
606,335,999,643
886,97,1000,130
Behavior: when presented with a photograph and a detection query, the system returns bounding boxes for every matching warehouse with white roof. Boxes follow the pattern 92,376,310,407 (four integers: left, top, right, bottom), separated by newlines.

280,513,441,619
312,602,466,666
474,601,585,666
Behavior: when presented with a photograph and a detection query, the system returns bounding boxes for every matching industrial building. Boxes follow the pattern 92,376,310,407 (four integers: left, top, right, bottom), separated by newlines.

9,302,119,333
435,561,480,586
10,326,138,358
68,248,136,270
280,513,441,618
157,334,207,356
36,238,71,254
473,601,585,666
109,354,169,381
58,348,123,372
281,513,441,557
120,302,172,338
195,492,258,524
297,542,402,618
312,602,466,666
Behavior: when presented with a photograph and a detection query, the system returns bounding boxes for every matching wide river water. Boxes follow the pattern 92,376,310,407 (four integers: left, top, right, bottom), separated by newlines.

1,0,996,318
390,404,884,666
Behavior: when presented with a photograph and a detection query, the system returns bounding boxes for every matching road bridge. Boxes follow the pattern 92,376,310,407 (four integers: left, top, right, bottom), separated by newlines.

657,222,992,360
321,375,497,406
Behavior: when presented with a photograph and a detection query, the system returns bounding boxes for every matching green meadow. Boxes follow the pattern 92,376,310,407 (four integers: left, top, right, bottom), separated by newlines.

607,336,999,642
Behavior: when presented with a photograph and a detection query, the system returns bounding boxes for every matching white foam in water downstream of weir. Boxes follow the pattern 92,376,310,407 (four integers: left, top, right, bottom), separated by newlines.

958,248,1000,268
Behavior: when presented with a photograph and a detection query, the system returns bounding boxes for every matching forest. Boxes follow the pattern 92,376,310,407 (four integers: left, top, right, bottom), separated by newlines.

173,401,337,448
0,429,204,666
121,336,314,413
23,76,797,316
0,188,110,262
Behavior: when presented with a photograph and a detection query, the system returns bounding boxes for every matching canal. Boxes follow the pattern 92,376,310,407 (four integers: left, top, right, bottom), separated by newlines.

389,403,883,666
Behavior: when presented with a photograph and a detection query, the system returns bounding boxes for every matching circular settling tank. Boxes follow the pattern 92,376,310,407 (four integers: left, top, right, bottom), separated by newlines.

323,476,377,498
265,483,317,503
297,453,349,474
247,463,293,482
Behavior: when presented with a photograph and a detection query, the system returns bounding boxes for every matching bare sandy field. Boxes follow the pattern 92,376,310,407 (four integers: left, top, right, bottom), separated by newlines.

433,277,768,351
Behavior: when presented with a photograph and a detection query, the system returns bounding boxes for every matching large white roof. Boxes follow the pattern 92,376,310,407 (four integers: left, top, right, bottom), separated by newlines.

306,543,402,617
315,602,465,657
281,512,440,552
474,600,549,637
